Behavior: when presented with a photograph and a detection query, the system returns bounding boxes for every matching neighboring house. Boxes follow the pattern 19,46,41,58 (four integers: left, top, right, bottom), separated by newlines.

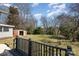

13,29,27,37
0,24,15,38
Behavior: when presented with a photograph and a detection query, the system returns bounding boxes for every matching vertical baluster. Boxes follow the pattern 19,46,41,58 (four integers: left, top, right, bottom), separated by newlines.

23,39,24,50
18,38,19,49
19,38,20,49
18,38,20,49
22,39,23,50
22,39,24,51
65,50,68,56
36,43,38,56
34,42,36,56
51,47,54,56
21,39,23,51
41,44,42,56
24,40,26,53
43,45,46,56
59,49,61,56
46,45,48,56
19,38,21,49
33,42,35,56
31,42,33,55
39,43,41,56
25,40,27,53
28,38,32,56
23,39,25,55
23,39,25,52
38,43,40,56
49,46,51,56
56,48,58,56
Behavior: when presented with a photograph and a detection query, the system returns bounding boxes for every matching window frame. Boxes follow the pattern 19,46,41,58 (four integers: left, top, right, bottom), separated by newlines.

0,26,2,32
3,27,9,32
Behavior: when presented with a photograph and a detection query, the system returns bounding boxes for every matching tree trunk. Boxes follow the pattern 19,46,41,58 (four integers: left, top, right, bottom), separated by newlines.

72,33,77,42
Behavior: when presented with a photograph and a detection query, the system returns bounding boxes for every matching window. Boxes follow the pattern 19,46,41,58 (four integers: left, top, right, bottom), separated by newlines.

0,26,2,32
19,31,24,36
3,27,9,32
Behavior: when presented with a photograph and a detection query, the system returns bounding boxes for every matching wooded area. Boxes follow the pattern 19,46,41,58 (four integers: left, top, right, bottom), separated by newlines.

0,3,79,42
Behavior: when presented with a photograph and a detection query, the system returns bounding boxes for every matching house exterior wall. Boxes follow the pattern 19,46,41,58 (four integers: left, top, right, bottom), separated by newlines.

0,28,13,38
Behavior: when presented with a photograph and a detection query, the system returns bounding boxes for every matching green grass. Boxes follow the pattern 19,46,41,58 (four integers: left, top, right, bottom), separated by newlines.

21,35,79,56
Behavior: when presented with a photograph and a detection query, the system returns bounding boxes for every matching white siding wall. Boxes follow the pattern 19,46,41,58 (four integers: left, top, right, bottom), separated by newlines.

24,31,27,36
0,27,13,38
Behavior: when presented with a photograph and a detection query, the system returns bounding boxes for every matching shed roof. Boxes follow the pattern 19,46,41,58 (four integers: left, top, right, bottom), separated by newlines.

14,29,26,31
0,24,15,28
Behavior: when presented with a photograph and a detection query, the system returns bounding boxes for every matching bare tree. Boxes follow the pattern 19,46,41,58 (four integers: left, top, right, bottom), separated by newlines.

40,16,49,33
13,3,36,34
66,3,79,41
47,16,60,35
56,13,78,41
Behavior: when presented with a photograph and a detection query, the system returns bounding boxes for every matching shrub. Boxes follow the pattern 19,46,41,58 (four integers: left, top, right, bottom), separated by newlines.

33,27,44,34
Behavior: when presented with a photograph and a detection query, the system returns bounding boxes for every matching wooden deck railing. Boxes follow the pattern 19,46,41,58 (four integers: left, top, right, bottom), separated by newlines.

13,37,74,56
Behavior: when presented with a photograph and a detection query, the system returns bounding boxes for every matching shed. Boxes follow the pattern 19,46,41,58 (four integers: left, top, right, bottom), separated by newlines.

13,29,27,37
0,24,15,38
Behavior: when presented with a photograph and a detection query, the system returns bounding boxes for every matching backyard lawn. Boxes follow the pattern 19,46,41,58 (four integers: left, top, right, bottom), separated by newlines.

21,35,79,56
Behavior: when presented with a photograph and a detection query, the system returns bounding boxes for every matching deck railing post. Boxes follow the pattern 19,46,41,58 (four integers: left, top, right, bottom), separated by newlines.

28,38,32,56
15,36,18,50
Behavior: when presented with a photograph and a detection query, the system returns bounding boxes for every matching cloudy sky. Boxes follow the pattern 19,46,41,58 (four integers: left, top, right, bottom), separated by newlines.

31,3,68,26
0,3,68,26
0,3,68,16
31,3,68,17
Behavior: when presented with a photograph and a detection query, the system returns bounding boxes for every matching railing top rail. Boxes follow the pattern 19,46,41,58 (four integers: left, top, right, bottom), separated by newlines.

16,37,29,41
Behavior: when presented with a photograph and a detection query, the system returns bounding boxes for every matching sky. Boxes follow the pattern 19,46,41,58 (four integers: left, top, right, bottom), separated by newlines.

31,3,67,17
0,3,68,17
31,3,68,26
0,3,68,26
